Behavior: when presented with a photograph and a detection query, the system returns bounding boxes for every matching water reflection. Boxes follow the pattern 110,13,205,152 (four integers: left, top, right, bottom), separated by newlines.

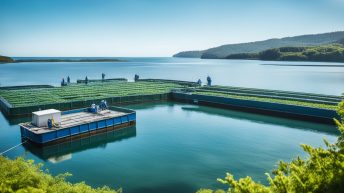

5,116,31,125
181,105,339,135
123,101,339,136
0,101,338,193
22,126,136,163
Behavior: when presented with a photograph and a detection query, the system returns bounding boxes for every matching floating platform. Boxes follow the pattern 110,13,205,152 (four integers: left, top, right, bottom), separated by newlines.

20,106,136,145
22,126,136,162
172,92,340,124
1,79,342,124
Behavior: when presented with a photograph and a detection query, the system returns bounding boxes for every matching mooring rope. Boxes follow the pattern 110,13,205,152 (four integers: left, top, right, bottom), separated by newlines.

0,140,28,156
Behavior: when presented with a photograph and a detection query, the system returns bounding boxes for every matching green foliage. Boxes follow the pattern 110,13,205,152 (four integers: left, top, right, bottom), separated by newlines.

173,50,204,58
259,49,281,60
197,189,226,193
198,101,344,193
0,156,120,193
303,44,344,62
267,44,344,62
337,101,344,120
279,52,307,61
225,53,259,59
0,56,14,63
224,44,344,62
278,47,306,52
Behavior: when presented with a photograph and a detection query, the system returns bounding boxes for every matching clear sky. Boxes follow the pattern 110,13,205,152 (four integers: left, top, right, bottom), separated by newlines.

1,0,344,57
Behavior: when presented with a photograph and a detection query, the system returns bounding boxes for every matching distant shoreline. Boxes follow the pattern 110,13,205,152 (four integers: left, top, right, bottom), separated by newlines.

261,64,344,67
0,56,126,64
12,59,125,63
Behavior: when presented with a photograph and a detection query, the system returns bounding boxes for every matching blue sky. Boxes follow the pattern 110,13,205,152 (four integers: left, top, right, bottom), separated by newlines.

1,0,344,57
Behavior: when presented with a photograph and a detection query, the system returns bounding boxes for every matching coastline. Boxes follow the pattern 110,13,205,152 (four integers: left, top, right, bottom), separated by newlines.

0,57,126,64
8,59,125,64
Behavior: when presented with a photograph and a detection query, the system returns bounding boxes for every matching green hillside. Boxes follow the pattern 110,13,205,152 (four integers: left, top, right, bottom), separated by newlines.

173,50,204,58
225,44,344,62
173,31,344,59
0,55,14,63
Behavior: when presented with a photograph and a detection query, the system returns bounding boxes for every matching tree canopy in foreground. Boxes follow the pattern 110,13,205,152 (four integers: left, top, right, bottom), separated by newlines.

198,101,344,193
0,156,121,193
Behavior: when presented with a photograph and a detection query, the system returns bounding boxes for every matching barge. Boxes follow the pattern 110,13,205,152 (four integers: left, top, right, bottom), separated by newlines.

20,103,136,145
22,126,136,162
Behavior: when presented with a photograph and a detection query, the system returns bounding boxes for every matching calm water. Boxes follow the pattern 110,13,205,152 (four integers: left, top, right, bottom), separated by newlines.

0,57,343,95
0,57,342,192
0,102,339,193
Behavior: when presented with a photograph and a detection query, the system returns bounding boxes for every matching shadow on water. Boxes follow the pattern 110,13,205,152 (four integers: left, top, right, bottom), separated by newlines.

5,116,31,126
22,126,136,162
181,105,339,135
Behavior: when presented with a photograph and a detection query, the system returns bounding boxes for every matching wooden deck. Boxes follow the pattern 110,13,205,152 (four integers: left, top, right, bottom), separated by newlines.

20,110,127,134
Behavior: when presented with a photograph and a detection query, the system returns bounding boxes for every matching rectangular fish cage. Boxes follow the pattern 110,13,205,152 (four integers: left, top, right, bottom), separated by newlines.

19,106,136,145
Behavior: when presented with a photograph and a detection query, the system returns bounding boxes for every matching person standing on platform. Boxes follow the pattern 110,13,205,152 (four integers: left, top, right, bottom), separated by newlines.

207,76,212,86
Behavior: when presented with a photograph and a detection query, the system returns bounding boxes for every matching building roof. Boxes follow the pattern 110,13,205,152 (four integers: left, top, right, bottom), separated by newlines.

32,109,61,116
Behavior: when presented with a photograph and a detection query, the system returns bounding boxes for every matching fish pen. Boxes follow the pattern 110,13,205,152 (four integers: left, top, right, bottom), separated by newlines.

0,79,342,124
0,81,180,117
171,91,341,124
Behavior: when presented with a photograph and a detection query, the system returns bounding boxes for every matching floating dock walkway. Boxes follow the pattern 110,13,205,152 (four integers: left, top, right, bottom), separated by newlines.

20,106,136,145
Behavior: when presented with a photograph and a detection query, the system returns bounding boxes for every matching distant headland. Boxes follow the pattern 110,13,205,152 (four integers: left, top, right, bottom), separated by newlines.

173,31,344,62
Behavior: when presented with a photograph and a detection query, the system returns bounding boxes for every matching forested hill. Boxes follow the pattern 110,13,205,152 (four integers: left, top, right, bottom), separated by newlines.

0,55,14,63
225,43,344,62
173,31,344,59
